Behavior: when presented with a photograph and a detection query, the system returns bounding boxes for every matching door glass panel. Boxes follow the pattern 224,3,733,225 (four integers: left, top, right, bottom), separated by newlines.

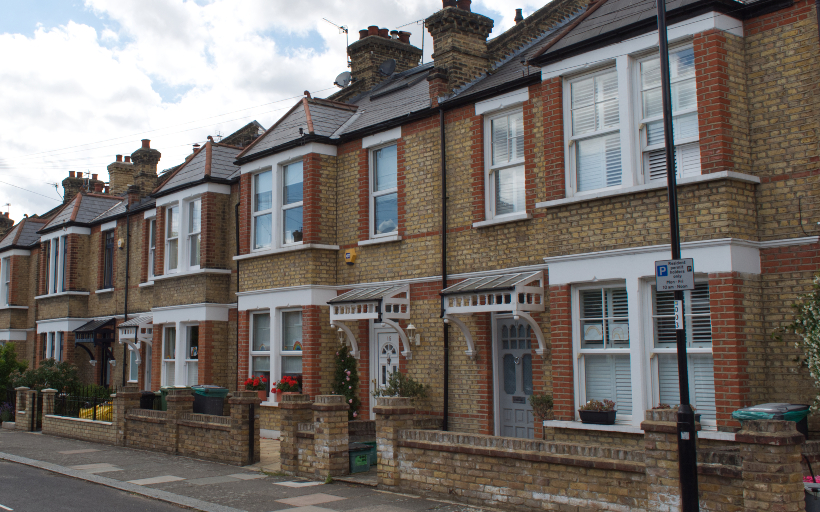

522,354,533,395
501,326,508,349
503,354,516,394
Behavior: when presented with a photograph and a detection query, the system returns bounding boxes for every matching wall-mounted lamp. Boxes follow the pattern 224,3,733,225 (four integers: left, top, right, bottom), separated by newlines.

109,359,116,367
89,360,97,367
337,327,345,344
406,324,420,346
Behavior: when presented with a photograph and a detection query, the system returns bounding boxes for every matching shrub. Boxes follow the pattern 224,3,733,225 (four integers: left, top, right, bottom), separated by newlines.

0,402,13,422
528,393,553,422
779,274,820,409
12,359,79,392
579,399,616,412
331,343,360,420
0,343,27,401
372,371,429,399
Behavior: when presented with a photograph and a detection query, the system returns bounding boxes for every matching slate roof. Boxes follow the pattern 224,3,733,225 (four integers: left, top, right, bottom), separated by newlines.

40,192,123,233
155,141,243,194
238,98,358,160
0,218,48,251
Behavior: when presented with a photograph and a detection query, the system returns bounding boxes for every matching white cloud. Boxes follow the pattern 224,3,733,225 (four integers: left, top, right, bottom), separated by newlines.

0,0,549,222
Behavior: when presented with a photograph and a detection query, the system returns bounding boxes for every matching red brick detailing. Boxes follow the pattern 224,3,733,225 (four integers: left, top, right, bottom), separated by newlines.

140,218,150,283
38,241,48,296
302,154,321,244
761,243,820,274
239,174,251,255
709,272,751,428
357,146,370,242
154,207,165,277
429,77,448,107
200,193,217,268
542,77,566,202
301,306,322,400
401,114,440,137
693,29,734,174
62,332,75,366
550,284,573,421
473,313,494,435
7,256,19,305
237,310,250,390
198,321,213,386
152,325,162,390
523,83,539,212
357,319,371,420
395,135,407,238
65,234,80,291
744,0,815,36
529,311,546,438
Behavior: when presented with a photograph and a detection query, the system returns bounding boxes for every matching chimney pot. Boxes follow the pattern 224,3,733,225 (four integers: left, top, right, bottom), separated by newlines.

93,182,103,193
390,30,399,39
368,25,379,36
92,174,98,180
193,143,201,151
104,185,110,194
116,154,122,162
69,171,75,178
378,28,389,38
359,29,369,40
457,0,471,11
3,212,7,217
515,8,524,24
398,31,411,43
124,156,131,163
141,139,150,149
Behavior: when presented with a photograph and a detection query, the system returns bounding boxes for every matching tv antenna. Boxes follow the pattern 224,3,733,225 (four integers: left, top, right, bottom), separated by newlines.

323,18,350,67
214,130,223,142
2,203,9,215
46,182,62,200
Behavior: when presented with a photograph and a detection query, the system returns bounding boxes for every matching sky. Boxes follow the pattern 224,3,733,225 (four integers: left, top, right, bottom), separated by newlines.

0,0,547,221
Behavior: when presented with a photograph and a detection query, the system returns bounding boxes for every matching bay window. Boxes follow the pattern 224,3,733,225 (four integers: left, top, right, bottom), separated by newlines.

250,312,271,399
576,286,632,417
43,241,50,294
162,326,176,386
103,231,114,289
148,219,156,280
640,47,701,181
371,144,398,236
1,257,9,306
185,325,199,386
249,309,303,402
486,110,526,217
128,347,139,383
650,282,715,423
44,332,63,361
44,236,68,294
569,69,621,193
188,199,201,268
61,236,67,292
166,205,179,272
282,161,303,245
281,310,303,378
252,171,273,249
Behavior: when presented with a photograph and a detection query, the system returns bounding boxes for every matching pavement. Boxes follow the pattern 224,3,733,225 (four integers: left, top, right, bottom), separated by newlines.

0,430,489,512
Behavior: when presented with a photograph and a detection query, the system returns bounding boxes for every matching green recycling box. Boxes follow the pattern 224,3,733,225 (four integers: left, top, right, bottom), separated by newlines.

349,443,371,474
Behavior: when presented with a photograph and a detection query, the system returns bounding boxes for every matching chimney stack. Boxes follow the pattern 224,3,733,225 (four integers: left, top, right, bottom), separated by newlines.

0,212,13,239
346,26,422,92
62,172,84,204
425,0,494,93
126,185,141,206
131,138,161,199
93,182,104,193
108,152,135,196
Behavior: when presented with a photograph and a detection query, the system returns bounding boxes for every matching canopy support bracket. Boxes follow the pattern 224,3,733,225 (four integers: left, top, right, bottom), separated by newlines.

380,318,411,359
330,321,359,359
514,311,547,356
443,314,477,360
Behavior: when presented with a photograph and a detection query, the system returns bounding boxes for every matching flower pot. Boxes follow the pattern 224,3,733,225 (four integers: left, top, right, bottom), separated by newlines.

579,410,617,425
257,390,267,402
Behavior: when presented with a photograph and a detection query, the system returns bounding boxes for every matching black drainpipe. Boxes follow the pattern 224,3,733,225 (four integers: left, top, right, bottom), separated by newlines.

235,202,240,391
122,201,131,388
439,107,449,432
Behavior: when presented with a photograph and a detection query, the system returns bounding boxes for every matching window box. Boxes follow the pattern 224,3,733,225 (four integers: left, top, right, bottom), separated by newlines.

578,410,617,425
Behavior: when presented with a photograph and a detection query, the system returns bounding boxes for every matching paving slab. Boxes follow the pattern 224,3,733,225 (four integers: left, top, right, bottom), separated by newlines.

188,475,244,485
276,493,347,507
128,475,186,486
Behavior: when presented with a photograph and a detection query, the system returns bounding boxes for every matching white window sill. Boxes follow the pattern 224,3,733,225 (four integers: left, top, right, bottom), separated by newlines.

139,281,154,288
233,243,340,261
152,268,232,281
543,420,643,434
260,401,279,408
698,430,733,441
35,291,90,300
358,234,401,246
95,288,114,295
536,171,761,209
472,212,532,229
0,305,28,310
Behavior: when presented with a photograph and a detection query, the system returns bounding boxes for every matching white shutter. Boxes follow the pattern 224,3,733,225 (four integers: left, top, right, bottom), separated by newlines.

658,354,680,406
676,143,701,179
577,133,621,192
646,149,667,182
584,354,632,415
511,113,524,161
691,354,716,422
688,283,712,346
492,116,509,165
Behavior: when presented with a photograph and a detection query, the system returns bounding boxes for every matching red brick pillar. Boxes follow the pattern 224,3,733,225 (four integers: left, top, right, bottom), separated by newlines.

542,77,565,202
312,395,350,478
238,174,251,255
279,393,313,475
302,154,321,244
374,396,415,489
301,306,322,399
549,284,573,421
200,192,216,268
737,420,805,510
237,311,249,390
154,207,165,277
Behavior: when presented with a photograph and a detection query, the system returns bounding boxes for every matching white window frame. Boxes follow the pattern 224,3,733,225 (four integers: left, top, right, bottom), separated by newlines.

148,218,156,280
251,169,274,251
183,323,199,386
636,44,700,184
484,107,527,220
572,281,633,422
161,325,176,386
564,66,625,196
187,199,201,270
250,311,272,401
280,161,304,247
44,236,68,295
45,332,63,361
1,257,10,306
128,345,139,383
369,142,399,239
249,308,303,404
644,278,716,428
165,205,180,273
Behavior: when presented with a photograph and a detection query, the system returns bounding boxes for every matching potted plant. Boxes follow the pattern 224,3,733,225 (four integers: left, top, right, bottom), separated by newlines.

578,399,617,425
244,375,268,402
272,375,300,399
529,393,553,439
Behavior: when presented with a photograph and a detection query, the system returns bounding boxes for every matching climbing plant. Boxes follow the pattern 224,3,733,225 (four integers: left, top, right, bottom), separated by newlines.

332,342,360,420
780,274,820,409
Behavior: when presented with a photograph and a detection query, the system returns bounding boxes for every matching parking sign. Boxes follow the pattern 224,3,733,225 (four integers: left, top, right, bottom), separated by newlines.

655,258,694,291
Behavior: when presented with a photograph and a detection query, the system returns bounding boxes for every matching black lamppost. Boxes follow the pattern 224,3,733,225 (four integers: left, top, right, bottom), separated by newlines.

655,0,699,509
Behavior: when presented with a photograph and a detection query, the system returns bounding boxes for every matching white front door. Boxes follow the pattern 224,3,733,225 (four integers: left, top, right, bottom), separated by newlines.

370,325,399,412
495,317,534,439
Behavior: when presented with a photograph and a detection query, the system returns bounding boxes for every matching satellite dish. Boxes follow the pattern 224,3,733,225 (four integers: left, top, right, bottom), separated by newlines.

378,59,397,76
334,71,352,88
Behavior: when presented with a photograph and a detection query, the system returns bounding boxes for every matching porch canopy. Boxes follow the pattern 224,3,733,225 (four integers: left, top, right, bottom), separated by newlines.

117,315,153,365
441,270,546,359
328,284,410,359
73,317,116,362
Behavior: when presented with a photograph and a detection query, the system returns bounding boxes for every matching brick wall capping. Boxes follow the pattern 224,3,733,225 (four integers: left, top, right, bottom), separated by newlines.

736,420,806,445
40,388,58,394
375,397,412,408
373,406,416,416
228,396,262,405
535,170,761,210
312,403,350,412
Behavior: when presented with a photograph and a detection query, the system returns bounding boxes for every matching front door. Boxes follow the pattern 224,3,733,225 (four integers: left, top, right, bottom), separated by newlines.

376,331,399,389
496,318,534,439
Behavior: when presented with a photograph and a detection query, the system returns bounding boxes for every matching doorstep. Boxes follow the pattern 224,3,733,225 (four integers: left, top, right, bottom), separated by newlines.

334,470,378,487
2,422,15,430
